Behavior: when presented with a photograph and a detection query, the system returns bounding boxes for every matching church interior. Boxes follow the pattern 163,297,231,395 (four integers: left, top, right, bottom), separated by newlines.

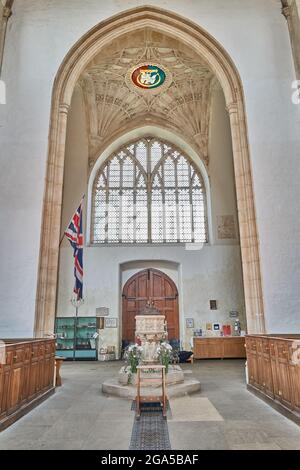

0,0,300,452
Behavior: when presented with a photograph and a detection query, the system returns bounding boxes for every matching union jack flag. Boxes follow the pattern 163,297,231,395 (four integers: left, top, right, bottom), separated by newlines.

65,199,84,300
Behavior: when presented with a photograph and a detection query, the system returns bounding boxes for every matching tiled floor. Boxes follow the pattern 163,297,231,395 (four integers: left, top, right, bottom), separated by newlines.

0,360,300,450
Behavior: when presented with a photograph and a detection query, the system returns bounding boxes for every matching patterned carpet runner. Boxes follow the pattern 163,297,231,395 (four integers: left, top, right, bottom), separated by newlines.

129,402,171,450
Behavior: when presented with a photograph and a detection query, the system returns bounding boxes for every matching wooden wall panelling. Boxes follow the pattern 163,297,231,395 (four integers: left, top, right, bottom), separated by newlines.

0,346,12,419
28,342,39,400
261,338,274,398
276,339,293,408
289,340,300,412
7,345,24,415
0,339,56,431
269,338,280,401
255,336,263,390
21,343,31,406
246,334,300,425
247,337,260,388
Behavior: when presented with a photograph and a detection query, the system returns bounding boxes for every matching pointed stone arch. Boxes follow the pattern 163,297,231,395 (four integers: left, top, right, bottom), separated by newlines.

35,6,265,337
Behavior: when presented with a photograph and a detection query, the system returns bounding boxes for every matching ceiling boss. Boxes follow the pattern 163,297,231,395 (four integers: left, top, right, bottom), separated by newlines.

131,64,166,89
124,62,173,96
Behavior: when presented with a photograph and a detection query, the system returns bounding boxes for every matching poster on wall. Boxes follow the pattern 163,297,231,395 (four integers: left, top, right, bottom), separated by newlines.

186,318,194,328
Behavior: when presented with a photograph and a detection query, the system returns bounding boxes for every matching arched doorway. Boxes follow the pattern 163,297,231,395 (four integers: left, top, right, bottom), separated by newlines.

122,269,179,343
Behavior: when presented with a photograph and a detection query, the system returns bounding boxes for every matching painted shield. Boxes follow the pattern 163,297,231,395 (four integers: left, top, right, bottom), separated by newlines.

131,65,166,90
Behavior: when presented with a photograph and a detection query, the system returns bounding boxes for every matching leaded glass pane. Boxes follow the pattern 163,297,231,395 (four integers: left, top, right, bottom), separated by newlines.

122,157,134,188
92,137,207,244
165,189,177,242
151,141,162,171
178,189,192,242
164,157,176,188
153,174,161,188
136,190,148,243
107,189,120,242
108,157,120,188
137,173,146,188
192,188,206,242
135,141,147,171
93,189,106,243
177,156,190,187
151,189,164,243
121,190,134,242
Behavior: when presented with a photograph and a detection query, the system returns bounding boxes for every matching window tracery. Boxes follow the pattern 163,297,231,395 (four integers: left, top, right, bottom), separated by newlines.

92,137,207,244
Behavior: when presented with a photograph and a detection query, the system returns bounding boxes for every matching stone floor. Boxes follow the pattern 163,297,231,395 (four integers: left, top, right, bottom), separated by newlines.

1,360,300,450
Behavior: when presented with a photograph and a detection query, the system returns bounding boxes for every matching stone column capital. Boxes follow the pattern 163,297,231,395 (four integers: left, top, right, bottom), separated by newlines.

226,102,238,115
59,103,70,115
2,6,12,19
282,5,291,19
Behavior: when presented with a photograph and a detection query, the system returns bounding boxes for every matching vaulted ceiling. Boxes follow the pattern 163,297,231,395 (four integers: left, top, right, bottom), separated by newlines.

78,29,217,168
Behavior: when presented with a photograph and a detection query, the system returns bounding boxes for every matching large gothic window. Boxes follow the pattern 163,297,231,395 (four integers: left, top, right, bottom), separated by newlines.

91,137,208,244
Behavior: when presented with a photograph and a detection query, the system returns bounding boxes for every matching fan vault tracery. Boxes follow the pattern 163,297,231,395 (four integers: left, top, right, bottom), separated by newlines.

79,29,215,169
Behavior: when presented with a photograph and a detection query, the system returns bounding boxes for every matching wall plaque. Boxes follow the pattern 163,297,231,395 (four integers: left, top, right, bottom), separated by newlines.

217,215,236,240
96,307,109,317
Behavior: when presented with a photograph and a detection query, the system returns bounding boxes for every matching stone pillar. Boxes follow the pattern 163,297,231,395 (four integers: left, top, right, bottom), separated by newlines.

0,1,13,76
282,0,300,80
34,103,70,337
227,102,266,334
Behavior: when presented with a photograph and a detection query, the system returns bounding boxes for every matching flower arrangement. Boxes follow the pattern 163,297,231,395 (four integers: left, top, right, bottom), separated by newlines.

124,343,143,373
156,341,173,373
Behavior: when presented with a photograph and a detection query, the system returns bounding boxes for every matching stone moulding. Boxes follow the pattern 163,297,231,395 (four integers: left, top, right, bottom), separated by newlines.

34,6,265,338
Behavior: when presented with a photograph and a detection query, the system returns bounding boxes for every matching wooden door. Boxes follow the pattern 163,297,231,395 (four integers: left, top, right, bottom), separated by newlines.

122,268,179,343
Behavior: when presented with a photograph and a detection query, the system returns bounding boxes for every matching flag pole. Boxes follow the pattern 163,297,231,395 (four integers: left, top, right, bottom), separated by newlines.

73,304,78,362
71,297,84,361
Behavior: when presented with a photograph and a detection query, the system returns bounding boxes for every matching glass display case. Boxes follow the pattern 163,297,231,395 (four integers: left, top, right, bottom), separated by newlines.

55,316,97,360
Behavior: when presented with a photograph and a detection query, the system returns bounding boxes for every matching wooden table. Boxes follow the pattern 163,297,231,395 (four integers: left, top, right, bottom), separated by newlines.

193,336,246,359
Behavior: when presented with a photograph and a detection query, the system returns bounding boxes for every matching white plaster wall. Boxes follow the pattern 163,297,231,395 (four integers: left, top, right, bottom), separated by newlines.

0,0,299,336
60,84,88,245
209,85,239,245
57,245,246,355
